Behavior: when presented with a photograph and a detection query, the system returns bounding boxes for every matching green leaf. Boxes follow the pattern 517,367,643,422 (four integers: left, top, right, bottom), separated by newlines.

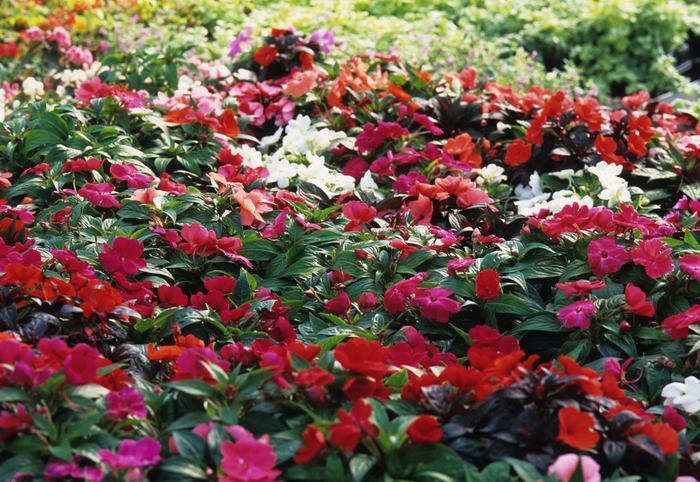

512,313,564,335
159,457,210,480
48,439,73,462
165,412,214,433
487,293,533,316
172,431,207,460
505,458,545,482
0,454,44,481
232,270,253,305
22,129,63,153
350,454,377,482
38,111,69,138
324,454,346,481
167,379,219,399
0,388,33,403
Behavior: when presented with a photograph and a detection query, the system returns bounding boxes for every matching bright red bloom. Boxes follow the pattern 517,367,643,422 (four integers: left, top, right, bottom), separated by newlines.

409,287,461,322
328,400,378,452
680,254,700,282
99,237,147,275
587,235,630,278
294,366,334,403
542,202,594,237
475,269,500,300
503,139,532,166
217,108,241,137
79,183,119,208
525,114,545,144
613,203,658,235
573,97,603,131
158,285,188,308
555,280,607,299
407,415,443,444
662,304,700,339
0,42,19,58
172,346,230,385
325,292,351,315
634,422,678,455
557,406,599,450
0,263,43,288
628,113,655,142
179,222,217,255
383,273,427,315
253,46,278,66
294,425,326,463
630,238,673,279
444,132,482,168
61,157,104,173
342,201,376,232
595,134,624,165
623,283,655,317
627,132,646,156
334,338,388,379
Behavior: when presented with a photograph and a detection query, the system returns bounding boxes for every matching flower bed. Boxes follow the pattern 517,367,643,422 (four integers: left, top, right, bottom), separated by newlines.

1,18,700,482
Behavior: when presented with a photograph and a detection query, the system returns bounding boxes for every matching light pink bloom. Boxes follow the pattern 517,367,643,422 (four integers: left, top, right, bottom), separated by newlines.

548,454,600,482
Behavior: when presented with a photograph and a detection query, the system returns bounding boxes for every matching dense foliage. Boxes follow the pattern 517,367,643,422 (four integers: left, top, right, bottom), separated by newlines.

2,3,700,482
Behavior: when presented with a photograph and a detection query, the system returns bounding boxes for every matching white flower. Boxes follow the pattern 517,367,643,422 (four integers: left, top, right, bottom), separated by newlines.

264,157,298,189
0,88,5,122
598,182,631,206
549,169,583,181
258,127,283,154
587,161,623,188
359,170,380,196
514,171,544,199
547,191,593,213
662,376,700,413
513,192,551,216
475,164,506,186
22,77,45,98
235,144,264,169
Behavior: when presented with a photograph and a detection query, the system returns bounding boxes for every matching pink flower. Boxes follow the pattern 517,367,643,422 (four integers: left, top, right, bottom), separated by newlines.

98,237,147,275
63,344,100,385
548,454,601,482
409,287,461,323
384,273,428,315
355,123,386,153
220,425,281,482
630,238,673,279
74,77,113,101
342,201,376,232
587,235,629,277
342,158,370,182
447,257,476,275
325,292,351,315
79,182,119,208
557,300,596,329
663,304,700,339
49,26,71,48
98,437,162,469
65,46,93,66
105,386,147,421
110,163,155,189
358,292,378,313
680,254,700,282
623,283,655,317
555,280,606,299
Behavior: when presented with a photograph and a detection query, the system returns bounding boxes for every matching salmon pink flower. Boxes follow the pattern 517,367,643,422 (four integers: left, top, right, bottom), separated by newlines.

548,454,601,482
74,77,113,101
220,426,281,482
623,283,655,317
98,237,146,275
407,415,443,444
557,300,596,330
630,238,673,279
79,183,119,209
475,269,501,300
342,200,376,232
232,187,274,226
410,287,461,322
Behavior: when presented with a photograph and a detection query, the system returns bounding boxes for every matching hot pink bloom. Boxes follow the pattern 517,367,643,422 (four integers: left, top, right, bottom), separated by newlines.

557,300,596,329
158,285,188,308
342,201,377,232
63,344,100,385
384,273,428,315
98,437,162,469
548,454,601,482
630,238,673,279
325,292,351,315
355,123,386,153
98,237,147,275
447,257,476,275
110,163,155,189
342,158,370,182
220,425,281,482
663,304,700,339
680,254,700,282
105,386,147,421
179,222,218,255
172,347,230,385
587,235,629,277
409,287,461,323
74,77,113,101
62,157,104,173
79,182,119,208
358,292,378,312
542,203,594,237
51,248,95,276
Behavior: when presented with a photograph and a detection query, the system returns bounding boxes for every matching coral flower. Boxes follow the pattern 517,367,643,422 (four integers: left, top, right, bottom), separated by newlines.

623,283,655,317
232,188,274,226
557,406,600,450
342,200,377,232
294,425,326,463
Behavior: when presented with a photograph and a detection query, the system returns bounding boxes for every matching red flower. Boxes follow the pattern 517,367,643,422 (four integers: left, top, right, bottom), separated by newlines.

216,108,240,137
407,415,443,444
503,139,532,166
328,400,378,452
253,46,278,66
358,292,378,313
680,253,700,282
62,157,104,173
0,42,19,58
595,134,624,165
334,338,388,380
557,405,599,450
475,269,500,300
63,344,100,385
662,304,700,339
623,283,655,317
406,195,433,225
627,132,646,156
383,273,426,315
555,280,607,299
294,367,334,403
634,422,678,455
158,285,188,308
325,292,351,315
342,201,377,232
0,263,43,288
79,183,119,209
409,287,461,322
622,91,650,109
573,97,603,131
98,237,147,275
294,425,326,463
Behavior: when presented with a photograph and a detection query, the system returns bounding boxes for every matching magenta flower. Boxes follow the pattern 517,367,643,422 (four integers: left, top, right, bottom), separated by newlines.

447,257,476,275
110,162,155,189
630,238,673,279
309,27,335,54
98,437,162,469
79,182,120,209
587,235,629,277
98,237,147,275
557,300,596,329
105,386,147,421
220,425,281,482
680,254,700,282
227,26,254,57
409,287,461,323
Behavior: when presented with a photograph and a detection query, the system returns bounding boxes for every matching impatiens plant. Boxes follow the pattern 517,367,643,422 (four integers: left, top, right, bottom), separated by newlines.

2,18,700,482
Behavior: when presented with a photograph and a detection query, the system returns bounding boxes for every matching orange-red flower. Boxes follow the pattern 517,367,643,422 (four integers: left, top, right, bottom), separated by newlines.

253,46,278,66
557,405,599,450
217,108,240,137
504,139,532,166
444,133,482,168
